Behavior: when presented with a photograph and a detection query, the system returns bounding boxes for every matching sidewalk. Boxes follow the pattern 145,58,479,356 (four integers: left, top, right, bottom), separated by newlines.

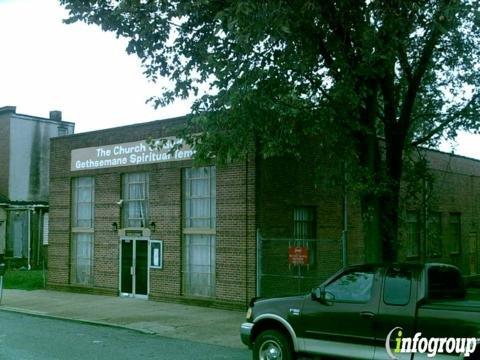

0,289,246,349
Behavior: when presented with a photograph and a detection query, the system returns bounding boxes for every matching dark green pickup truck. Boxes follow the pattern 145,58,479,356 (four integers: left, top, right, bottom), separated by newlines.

240,263,480,360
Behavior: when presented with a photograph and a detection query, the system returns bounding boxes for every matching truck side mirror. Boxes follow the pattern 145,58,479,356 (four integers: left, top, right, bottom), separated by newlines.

0,263,5,276
311,285,326,301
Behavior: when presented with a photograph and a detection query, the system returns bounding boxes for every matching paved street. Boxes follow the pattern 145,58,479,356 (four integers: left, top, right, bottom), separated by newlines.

0,289,245,348
0,311,250,360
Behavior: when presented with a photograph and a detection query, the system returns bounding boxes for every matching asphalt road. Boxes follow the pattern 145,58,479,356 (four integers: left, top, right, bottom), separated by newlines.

0,311,250,360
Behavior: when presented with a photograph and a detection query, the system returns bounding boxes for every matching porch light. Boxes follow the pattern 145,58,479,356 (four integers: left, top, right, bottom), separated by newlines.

149,222,156,232
112,222,118,233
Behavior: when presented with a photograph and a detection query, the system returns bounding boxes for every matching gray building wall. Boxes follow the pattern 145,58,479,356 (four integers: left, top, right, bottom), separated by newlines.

0,106,75,265
0,108,12,198
8,114,72,201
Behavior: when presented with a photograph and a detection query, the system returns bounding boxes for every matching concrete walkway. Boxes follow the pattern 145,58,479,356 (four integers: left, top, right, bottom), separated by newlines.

0,289,246,349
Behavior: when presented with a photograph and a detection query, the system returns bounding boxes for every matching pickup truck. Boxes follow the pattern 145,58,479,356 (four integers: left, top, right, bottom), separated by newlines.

240,263,480,360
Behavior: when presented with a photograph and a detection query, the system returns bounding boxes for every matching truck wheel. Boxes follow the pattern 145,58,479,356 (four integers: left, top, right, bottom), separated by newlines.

253,330,293,360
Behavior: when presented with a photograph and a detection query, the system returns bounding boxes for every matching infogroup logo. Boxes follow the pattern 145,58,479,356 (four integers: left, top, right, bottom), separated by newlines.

385,327,477,359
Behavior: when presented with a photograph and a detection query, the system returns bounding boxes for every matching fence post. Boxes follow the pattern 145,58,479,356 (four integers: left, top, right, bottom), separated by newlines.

0,262,5,305
256,229,261,297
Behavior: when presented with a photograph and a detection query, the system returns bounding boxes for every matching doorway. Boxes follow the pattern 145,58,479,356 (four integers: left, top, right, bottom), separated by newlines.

119,237,149,298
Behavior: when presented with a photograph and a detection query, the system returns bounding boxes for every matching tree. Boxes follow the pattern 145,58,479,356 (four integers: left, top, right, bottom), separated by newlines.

60,0,480,262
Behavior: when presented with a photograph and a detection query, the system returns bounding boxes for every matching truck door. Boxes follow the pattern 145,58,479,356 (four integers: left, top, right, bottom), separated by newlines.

300,266,381,360
373,266,417,360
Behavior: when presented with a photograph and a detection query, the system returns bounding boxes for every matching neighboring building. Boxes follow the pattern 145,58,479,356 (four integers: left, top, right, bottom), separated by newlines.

47,118,480,308
0,106,75,268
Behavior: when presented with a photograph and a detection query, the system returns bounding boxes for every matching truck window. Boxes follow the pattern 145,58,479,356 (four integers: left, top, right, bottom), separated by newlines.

383,268,412,306
428,266,465,300
324,270,374,303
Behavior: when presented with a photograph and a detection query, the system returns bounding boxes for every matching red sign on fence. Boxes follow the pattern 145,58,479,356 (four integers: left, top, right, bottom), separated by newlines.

288,246,309,266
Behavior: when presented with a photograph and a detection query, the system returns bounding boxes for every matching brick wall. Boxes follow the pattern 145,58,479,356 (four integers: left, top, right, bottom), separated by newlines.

256,149,480,297
49,116,480,306
398,150,480,274
48,118,257,307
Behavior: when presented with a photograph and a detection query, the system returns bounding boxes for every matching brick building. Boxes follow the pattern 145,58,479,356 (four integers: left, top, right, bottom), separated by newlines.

48,117,480,307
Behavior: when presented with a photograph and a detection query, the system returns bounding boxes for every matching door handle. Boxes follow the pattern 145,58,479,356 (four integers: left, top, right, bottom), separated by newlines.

130,266,135,276
359,311,375,319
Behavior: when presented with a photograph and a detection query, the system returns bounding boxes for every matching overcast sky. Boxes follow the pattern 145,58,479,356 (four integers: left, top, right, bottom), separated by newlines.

0,0,479,159
0,0,191,133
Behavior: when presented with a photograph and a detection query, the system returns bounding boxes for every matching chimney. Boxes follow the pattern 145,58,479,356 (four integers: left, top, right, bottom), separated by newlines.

49,110,62,121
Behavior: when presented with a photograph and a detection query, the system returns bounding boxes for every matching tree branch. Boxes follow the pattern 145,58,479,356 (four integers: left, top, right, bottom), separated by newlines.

411,92,480,146
398,0,452,131
397,44,412,82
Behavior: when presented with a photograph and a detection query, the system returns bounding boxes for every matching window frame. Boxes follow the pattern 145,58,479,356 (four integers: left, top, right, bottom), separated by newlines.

183,167,216,231
121,172,149,228
426,211,442,257
71,176,95,286
182,166,217,298
293,206,317,267
448,212,462,255
405,210,420,258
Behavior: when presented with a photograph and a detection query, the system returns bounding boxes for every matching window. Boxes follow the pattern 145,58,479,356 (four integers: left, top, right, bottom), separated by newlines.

122,173,149,228
183,167,216,229
71,177,94,285
406,211,420,257
448,213,461,255
42,213,49,245
293,207,316,266
428,266,465,299
294,207,316,239
427,212,442,257
324,270,374,303
182,167,216,298
57,126,69,136
383,268,412,306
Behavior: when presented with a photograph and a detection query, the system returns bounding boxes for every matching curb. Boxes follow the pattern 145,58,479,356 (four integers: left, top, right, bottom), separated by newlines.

0,306,156,335
0,306,246,350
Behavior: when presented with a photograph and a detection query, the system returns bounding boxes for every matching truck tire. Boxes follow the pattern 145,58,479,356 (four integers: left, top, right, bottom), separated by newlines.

253,329,293,360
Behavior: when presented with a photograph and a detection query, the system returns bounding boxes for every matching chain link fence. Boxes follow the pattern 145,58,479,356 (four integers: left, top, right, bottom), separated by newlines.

256,232,343,297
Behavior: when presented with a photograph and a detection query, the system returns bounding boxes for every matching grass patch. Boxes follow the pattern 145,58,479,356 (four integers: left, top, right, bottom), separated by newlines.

2,269,46,290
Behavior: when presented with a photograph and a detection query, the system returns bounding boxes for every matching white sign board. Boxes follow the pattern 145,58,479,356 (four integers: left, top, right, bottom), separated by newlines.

71,137,194,171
